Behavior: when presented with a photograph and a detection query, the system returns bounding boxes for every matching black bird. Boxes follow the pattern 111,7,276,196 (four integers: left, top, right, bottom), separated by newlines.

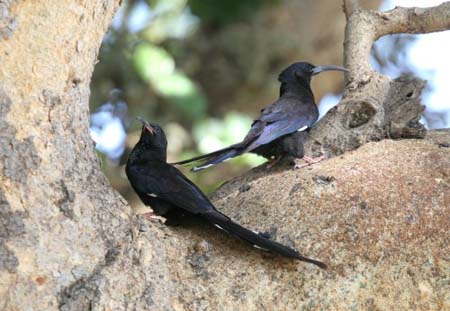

126,118,326,268
173,62,348,171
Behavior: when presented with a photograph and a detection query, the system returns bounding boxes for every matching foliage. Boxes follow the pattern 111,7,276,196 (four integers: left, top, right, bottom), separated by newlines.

90,0,270,196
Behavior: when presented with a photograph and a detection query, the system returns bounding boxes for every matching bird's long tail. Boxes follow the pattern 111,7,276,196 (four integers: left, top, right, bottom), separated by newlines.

172,145,242,172
202,211,326,269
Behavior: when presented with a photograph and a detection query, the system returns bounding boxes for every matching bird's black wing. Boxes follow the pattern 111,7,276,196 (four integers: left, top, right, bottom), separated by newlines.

242,97,317,152
171,97,318,170
128,161,216,215
127,161,326,268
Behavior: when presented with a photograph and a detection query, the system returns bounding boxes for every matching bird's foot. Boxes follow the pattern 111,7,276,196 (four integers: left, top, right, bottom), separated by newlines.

294,155,326,169
141,211,162,223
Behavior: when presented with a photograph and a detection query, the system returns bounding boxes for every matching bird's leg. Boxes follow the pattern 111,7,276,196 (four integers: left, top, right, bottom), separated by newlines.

141,210,164,223
294,155,326,169
266,155,283,169
141,211,156,220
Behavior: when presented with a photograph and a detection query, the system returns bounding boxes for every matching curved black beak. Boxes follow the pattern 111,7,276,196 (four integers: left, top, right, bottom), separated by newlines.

136,116,155,135
311,65,349,76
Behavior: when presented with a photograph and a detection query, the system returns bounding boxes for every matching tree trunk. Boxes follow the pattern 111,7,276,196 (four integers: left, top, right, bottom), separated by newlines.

1,1,449,310
0,1,133,309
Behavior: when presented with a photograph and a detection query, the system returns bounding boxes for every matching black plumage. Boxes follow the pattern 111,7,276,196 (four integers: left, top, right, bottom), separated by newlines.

174,62,348,171
126,118,326,268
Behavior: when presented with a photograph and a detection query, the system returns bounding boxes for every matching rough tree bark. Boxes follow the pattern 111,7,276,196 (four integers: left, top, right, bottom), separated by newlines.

1,1,449,311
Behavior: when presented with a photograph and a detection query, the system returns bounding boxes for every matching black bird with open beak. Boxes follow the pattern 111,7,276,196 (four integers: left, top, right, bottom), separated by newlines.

173,62,348,171
126,118,326,268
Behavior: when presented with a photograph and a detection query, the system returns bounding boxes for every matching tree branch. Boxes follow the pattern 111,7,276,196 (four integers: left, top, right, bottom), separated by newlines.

300,1,450,159
342,0,359,20
345,2,450,83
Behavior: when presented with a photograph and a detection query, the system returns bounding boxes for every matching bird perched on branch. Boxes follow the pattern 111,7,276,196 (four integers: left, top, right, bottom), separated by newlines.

173,62,348,171
126,118,326,268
